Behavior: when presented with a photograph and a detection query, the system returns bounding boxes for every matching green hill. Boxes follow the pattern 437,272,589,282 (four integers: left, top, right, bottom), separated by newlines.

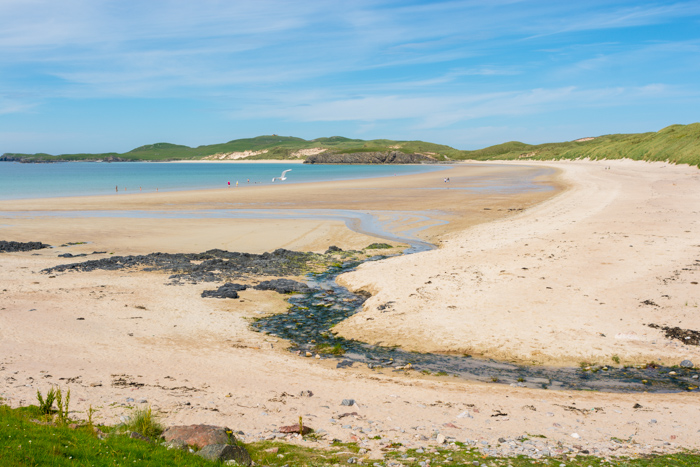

1,135,460,162
2,123,699,166
456,123,700,167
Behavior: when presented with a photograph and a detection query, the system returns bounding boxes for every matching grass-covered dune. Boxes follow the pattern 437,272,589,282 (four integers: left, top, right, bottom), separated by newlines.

458,123,700,167
2,123,699,167
0,135,461,162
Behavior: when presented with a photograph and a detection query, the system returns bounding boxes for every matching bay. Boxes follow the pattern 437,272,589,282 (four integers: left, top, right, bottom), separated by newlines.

0,162,446,200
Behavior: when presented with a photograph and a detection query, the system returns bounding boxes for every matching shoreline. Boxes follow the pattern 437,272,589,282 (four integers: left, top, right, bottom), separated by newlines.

2,160,700,456
0,161,450,203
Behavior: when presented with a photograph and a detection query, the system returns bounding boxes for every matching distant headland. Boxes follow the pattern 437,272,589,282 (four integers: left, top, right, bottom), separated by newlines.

2,122,699,167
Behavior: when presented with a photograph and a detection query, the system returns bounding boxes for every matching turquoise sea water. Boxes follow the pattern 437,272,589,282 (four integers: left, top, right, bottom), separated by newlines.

0,162,447,200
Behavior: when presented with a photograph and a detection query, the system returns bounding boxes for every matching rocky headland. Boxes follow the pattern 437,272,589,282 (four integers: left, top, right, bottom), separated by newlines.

304,151,436,164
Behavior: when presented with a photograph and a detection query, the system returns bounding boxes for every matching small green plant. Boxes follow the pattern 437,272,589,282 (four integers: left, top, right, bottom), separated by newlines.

314,343,345,356
124,405,164,439
436,371,448,376
517,377,525,382
36,387,56,415
85,405,97,431
55,386,71,425
611,354,621,364
365,243,393,250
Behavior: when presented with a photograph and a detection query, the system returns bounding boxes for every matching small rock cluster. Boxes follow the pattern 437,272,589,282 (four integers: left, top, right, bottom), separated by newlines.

0,240,50,253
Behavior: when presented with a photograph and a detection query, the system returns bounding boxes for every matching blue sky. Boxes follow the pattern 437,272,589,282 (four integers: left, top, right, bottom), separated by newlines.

1,0,699,154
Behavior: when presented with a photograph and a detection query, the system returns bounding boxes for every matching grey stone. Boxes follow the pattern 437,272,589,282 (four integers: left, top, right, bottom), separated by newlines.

680,360,694,368
341,399,356,406
163,439,188,450
195,444,251,465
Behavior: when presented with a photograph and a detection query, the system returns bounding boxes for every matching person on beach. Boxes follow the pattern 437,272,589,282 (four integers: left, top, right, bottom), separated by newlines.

115,185,118,193
228,181,230,187
236,181,239,187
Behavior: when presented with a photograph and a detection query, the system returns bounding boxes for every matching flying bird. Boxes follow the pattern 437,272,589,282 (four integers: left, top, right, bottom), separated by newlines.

272,169,292,182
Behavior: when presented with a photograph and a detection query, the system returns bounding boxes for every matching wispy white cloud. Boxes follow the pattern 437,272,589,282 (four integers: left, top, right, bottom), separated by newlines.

1,0,699,153
229,83,688,129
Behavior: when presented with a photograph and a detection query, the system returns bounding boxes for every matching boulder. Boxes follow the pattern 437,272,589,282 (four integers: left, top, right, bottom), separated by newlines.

201,282,247,299
195,444,251,465
162,424,234,449
680,359,694,368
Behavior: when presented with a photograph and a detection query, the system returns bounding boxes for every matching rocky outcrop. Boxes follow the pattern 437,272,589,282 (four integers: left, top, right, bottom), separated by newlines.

42,248,321,283
0,240,51,253
304,151,436,164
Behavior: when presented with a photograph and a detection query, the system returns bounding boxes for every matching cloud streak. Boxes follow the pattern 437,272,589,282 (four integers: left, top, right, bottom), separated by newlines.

1,0,699,152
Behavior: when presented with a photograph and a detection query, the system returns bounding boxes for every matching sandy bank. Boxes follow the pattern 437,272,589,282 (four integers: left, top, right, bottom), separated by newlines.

336,159,700,367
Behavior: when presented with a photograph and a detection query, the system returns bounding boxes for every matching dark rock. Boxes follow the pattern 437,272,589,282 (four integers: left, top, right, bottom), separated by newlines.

162,439,188,451
279,423,313,435
325,245,343,254
58,253,87,258
201,283,248,299
161,424,234,449
341,399,355,406
680,360,694,368
299,390,313,397
254,279,311,294
305,151,436,164
648,324,700,345
0,240,50,253
195,444,251,465
42,248,322,284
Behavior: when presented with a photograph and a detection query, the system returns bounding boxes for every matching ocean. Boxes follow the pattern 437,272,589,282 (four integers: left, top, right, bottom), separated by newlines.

0,162,447,200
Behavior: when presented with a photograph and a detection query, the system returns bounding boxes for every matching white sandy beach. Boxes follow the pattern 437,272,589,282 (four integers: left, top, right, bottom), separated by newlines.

1,160,699,459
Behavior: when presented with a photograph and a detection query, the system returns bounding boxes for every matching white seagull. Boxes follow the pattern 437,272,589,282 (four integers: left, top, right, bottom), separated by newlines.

272,169,292,182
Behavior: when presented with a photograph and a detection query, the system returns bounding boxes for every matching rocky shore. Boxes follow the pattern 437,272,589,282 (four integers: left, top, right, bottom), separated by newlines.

304,151,436,164
0,240,50,252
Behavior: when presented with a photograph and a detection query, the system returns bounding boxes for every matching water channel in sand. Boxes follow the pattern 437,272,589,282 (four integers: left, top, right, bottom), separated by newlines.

3,206,697,393
254,255,700,394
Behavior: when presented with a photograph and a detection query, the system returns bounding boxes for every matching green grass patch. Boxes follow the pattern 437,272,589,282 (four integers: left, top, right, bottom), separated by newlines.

121,405,164,439
365,243,394,250
314,343,346,356
0,405,213,466
2,404,700,466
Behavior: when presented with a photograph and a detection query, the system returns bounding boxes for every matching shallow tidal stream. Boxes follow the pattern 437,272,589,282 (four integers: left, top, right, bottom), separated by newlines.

252,256,700,394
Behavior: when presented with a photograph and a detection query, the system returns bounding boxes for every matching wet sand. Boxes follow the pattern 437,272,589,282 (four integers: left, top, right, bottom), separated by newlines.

1,160,699,458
